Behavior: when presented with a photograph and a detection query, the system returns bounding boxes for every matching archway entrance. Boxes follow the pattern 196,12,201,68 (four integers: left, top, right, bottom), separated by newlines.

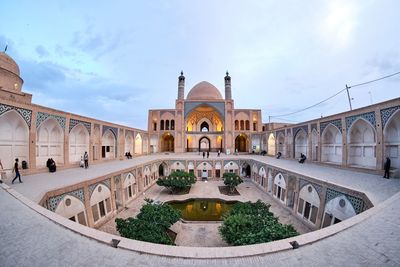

199,136,210,152
235,134,248,152
160,133,174,152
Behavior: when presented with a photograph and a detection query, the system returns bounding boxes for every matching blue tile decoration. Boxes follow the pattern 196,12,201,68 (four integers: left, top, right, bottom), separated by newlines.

293,125,308,137
380,105,400,129
102,125,118,137
69,118,91,134
89,179,111,197
325,188,364,214
36,112,66,129
320,119,342,135
345,111,376,131
276,129,285,138
184,101,225,120
311,123,318,132
299,178,323,196
0,103,32,128
223,160,240,168
48,188,85,212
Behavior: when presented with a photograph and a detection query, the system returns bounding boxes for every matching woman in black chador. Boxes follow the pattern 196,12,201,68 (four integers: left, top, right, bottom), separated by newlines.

383,157,391,179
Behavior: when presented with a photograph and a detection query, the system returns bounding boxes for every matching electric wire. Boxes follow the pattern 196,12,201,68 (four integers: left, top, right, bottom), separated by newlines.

269,71,400,119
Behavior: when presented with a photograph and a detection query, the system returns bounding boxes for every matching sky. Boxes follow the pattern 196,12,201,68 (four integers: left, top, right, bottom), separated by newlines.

1,0,399,129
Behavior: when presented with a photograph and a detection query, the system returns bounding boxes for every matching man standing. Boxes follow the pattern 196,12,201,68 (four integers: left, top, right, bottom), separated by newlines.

84,151,89,169
12,158,22,184
383,157,391,179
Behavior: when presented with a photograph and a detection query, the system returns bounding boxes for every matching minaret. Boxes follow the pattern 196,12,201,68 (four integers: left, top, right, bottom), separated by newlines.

224,71,232,100
178,71,185,100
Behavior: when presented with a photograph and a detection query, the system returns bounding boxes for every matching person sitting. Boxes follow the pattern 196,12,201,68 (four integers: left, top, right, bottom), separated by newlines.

299,153,307,164
276,152,282,159
47,158,57,172
261,150,267,156
79,156,84,168
128,152,132,159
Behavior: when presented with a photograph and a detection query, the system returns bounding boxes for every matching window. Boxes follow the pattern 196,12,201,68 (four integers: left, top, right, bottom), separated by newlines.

77,211,86,226
99,201,106,217
153,122,157,131
166,120,170,130
246,120,250,130
171,120,175,130
160,120,164,130
240,120,244,130
92,205,99,222
200,121,209,132
235,120,239,130
128,186,132,198
216,169,220,178
253,122,257,131
105,198,111,213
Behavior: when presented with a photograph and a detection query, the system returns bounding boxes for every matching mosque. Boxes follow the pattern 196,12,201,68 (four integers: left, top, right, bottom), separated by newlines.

0,51,399,175
1,51,400,265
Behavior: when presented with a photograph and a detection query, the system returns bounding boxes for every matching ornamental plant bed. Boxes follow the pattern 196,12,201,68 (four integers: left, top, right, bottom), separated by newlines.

218,185,240,196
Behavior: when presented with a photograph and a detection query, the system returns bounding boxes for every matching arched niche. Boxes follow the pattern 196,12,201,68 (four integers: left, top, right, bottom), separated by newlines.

69,124,89,163
36,118,64,166
297,184,320,224
101,129,116,159
311,129,319,161
322,195,356,228
384,110,400,170
348,119,376,169
123,173,137,201
160,132,174,152
277,133,286,157
273,173,286,202
90,184,112,223
0,110,29,169
125,132,134,155
135,133,143,155
294,129,307,158
54,195,86,225
321,124,342,164
267,133,276,156
235,133,249,153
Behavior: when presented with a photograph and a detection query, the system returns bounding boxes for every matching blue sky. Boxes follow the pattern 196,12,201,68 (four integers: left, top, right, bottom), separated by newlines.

1,0,399,129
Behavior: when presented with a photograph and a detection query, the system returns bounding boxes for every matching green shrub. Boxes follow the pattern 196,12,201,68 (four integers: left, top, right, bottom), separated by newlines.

222,172,243,193
156,170,196,194
219,200,298,246
116,202,181,245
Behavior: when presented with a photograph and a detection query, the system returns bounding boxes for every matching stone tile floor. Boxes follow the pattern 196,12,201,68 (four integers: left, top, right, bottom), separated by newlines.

99,180,311,247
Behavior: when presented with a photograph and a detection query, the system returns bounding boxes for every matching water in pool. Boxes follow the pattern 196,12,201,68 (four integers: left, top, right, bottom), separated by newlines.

168,199,238,221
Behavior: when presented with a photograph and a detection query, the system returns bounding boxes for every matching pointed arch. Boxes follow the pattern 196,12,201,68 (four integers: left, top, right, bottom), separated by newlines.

134,133,143,155
0,110,29,169
383,109,400,170
348,118,376,168
69,123,89,163
322,195,356,228
125,132,134,155
90,184,112,223
101,129,116,159
297,184,320,224
321,124,342,164
273,173,286,203
294,129,307,158
277,132,286,157
267,133,276,156
36,118,64,166
311,129,319,161
55,195,86,225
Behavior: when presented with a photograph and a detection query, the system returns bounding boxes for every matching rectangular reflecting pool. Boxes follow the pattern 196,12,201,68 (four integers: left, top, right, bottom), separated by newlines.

167,198,239,221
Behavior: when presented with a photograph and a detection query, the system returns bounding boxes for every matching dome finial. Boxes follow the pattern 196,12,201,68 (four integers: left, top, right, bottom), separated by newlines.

180,70,184,76
226,70,229,76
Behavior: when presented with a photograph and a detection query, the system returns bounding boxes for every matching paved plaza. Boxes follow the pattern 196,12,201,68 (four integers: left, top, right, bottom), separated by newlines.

5,153,400,204
1,154,400,266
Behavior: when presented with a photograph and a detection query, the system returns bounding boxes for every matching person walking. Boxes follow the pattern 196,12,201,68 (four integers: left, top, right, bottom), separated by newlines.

207,151,209,158
217,150,220,157
84,151,89,169
0,159,4,184
202,151,205,159
383,157,391,179
12,158,22,184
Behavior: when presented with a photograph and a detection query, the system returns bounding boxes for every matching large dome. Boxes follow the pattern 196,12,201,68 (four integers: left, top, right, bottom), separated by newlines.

186,81,223,100
0,52,20,76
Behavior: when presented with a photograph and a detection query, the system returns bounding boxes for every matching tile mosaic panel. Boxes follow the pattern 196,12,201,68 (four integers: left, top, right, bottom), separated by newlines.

102,125,118,137
325,188,364,214
88,179,111,197
69,118,91,134
47,188,85,212
0,103,32,128
345,111,376,131
299,178,323,195
293,125,308,137
36,112,66,129
320,119,342,135
380,105,400,129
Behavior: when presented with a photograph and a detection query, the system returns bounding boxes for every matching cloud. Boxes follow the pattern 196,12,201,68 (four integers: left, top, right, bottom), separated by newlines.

35,45,50,58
